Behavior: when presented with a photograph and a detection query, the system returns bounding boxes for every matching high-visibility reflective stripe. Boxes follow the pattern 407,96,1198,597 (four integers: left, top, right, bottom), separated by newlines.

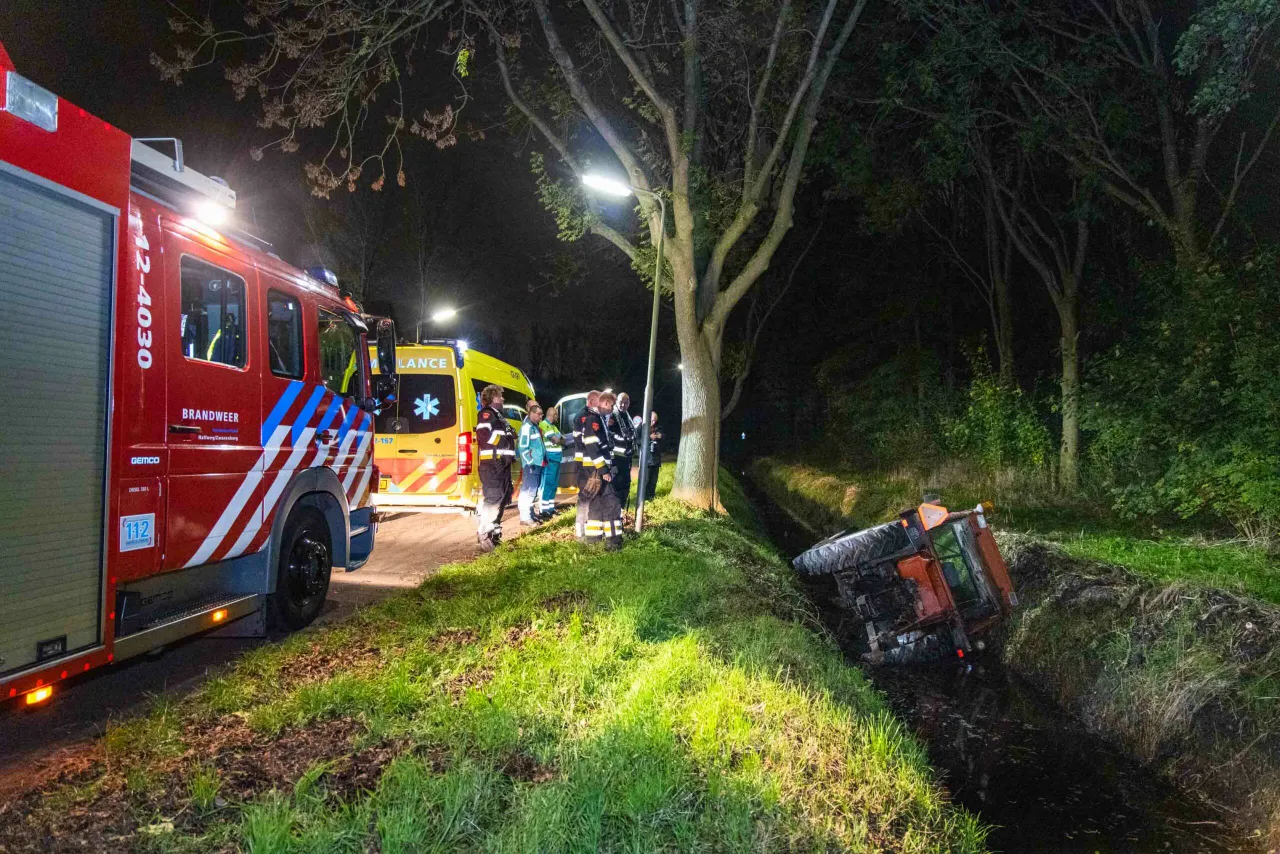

582,436,600,444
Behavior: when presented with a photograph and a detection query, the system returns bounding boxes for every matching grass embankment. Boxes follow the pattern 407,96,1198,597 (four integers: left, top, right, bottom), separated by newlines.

751,457,1280,846
0,467,985,853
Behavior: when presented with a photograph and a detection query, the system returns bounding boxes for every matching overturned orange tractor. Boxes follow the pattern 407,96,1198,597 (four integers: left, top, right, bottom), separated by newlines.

793,503,1017,664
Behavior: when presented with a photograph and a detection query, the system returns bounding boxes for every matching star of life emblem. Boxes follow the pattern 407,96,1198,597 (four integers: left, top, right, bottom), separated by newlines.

414,393,441,421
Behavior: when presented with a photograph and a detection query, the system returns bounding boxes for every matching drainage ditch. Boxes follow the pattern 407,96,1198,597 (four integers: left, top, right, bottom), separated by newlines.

739,472,1253,853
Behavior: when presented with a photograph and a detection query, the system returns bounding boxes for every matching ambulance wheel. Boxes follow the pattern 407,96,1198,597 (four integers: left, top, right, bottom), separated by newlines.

270,506,332,630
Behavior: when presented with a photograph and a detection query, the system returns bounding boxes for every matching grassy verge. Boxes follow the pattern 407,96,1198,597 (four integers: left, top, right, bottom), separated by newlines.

749,458,1280,606
751,457,1280,845
0,466,985,853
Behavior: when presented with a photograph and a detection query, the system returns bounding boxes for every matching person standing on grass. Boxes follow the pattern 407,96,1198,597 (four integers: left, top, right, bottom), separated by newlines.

475,384,516,552
517,403,547,526
539,405,564,519
643,410,663,501
586,391,624,550
608,392,637,513
575,390,604,539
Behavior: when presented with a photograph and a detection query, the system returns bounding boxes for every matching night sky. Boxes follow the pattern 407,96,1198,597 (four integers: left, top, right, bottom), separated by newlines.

0,1,668,411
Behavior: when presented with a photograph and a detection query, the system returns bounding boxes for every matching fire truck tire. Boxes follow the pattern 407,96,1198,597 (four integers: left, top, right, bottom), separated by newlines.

269,506,333,630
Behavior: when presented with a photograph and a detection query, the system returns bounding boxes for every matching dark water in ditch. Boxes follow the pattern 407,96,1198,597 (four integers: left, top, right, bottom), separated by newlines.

738,472,1255,853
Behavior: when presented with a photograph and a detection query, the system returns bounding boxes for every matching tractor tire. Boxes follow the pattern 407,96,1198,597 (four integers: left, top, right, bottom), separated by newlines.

793,521,912,577
269,506,332,630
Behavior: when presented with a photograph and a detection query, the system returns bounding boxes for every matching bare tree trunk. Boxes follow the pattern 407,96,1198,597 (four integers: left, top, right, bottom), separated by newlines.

983,188,1016,384
994,262,1015,385
1058,297,1080,491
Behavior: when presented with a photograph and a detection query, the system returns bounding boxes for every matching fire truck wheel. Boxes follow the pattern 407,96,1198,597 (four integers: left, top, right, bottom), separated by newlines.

270,506,333,630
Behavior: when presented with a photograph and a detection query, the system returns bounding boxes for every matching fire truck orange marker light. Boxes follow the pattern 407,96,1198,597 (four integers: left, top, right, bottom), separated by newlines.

26,687,52,705
212,609,227,623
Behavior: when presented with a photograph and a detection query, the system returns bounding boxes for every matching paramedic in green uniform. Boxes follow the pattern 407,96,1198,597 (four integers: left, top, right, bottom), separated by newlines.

538,405,564,519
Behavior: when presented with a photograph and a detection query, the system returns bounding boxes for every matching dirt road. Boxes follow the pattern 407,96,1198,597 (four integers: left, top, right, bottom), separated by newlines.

0,506,524,800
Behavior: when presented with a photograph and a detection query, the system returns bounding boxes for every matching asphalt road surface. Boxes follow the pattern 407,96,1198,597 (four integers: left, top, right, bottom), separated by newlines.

0,505,525,801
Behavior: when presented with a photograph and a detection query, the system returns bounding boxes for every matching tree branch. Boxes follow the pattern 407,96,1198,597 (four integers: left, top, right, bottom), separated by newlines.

580,0,682,163
1209,106,1280,246
530,0,653,193
744,0,790,193
484,16,581,172
708,0,867,334
590,219,640,260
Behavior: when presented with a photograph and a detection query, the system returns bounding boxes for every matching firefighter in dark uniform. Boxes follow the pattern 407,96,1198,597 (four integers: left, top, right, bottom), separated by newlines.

575,390,605,540
586,391,625,550
476,383,516,552
608,391,637,512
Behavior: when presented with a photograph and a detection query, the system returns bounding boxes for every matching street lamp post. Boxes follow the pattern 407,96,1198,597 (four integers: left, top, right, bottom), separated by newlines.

581,173,666,533
418,306,458,341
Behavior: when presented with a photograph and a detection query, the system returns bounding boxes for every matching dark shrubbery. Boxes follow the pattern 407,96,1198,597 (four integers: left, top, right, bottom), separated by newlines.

1085,254,1280,542
796,252,1280,543
812,346,1050,477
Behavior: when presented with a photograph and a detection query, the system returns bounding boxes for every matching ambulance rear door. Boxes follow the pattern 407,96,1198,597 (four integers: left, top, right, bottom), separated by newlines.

374,348,461,499
163,231,263,570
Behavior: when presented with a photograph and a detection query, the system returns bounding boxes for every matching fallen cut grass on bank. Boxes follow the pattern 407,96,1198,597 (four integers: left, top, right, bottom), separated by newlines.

0,466,985,853
750,458,1280,606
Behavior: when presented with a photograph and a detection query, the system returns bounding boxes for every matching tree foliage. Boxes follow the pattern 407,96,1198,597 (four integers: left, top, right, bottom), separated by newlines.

1086,253,1280,540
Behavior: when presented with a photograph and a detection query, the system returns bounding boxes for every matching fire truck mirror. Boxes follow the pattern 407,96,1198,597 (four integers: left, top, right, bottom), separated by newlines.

372,374,397,405
375,319,397,378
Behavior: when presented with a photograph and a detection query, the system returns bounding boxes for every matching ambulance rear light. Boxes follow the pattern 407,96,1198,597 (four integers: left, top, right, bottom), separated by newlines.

3,71,58,132
372,464,382,493
457,432,473,476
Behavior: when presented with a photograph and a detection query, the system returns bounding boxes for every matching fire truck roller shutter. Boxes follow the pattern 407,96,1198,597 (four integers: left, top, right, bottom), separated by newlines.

0,165,114,676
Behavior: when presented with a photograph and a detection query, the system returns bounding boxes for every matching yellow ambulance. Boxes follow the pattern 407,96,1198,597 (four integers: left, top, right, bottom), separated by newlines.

370,340,536,511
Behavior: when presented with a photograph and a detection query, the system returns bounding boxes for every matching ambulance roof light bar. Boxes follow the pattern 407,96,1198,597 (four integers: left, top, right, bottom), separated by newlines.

418,338,468,366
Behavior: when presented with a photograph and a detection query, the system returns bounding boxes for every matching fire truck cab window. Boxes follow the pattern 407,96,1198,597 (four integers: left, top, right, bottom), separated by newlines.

267,290,303,378
317,309,361,397
180,257,246,368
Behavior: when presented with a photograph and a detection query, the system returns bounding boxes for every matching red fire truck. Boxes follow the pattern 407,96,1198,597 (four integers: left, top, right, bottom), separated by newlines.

0,42,398,705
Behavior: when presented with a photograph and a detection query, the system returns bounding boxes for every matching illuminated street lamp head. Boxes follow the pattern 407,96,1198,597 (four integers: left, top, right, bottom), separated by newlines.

431,307,458,323
581,173,633,198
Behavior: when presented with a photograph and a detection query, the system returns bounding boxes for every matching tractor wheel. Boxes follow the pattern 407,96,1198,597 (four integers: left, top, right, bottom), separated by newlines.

269,506,332,630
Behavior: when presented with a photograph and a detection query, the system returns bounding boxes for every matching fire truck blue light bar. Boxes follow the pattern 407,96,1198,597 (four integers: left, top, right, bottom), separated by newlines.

4,71,57,132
